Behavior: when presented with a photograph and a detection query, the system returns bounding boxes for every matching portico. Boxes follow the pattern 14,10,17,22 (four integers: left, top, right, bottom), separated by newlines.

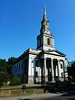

41,57,67,83
39,49,68,83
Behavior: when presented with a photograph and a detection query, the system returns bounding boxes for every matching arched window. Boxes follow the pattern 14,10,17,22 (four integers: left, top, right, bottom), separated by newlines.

47,38,50,45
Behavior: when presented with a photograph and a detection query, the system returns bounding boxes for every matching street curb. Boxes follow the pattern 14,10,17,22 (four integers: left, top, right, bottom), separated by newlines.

18,90,75,100
18,93,63,100
32,94,63,100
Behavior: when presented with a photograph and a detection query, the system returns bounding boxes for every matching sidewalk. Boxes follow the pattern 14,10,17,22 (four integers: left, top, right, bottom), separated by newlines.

0,90,75,100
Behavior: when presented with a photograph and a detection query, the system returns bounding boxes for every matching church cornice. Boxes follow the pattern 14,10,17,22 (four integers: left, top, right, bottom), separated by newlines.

37,44,55,49
37,33,54,39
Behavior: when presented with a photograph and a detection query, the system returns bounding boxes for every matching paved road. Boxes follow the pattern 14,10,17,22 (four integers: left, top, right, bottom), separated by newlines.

40,92,75,100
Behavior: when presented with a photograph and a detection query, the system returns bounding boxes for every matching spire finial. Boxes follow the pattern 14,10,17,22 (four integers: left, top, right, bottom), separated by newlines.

44,4,46,16
43,5,47,20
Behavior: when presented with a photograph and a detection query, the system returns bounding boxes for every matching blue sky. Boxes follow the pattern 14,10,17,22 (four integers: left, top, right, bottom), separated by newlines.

0,0,75,62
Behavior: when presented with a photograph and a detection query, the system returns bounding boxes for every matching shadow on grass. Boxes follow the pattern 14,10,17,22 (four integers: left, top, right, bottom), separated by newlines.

42,81,75,93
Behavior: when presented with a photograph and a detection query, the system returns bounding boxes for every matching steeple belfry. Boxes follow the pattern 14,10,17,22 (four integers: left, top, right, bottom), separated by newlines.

40,6,50,34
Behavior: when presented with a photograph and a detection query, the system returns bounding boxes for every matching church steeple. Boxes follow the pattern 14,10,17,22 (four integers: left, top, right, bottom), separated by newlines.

40,6,50,34
37,6,55,51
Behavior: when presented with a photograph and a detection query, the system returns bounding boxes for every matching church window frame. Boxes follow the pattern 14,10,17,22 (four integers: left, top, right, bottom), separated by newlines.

47,38,50,45
17,64,18,70
19,63,20,70
15,65,16,70
21,61,23,70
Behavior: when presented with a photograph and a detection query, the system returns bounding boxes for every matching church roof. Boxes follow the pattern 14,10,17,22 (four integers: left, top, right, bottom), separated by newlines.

13,48,41,64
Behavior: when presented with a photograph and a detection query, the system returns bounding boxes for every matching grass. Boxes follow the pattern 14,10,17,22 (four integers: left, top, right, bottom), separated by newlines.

0,88,22,91
0,86,42,91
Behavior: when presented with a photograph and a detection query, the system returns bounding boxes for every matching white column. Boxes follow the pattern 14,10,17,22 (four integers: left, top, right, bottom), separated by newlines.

28,57,31,76
51,59,54,82
28,56,32,84
44,58,46,82
57,60,61,80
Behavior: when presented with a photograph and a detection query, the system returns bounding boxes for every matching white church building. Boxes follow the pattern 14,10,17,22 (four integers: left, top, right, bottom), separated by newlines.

12,7,68,84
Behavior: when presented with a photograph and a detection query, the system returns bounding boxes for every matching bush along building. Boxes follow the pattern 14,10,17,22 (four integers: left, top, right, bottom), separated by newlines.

12,6,68,84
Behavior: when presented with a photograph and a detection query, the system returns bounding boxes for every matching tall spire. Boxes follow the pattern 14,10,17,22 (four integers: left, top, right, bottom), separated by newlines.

43,5,47,20
40,5,50,34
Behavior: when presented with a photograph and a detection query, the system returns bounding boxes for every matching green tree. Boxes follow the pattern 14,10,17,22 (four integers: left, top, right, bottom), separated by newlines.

0,72,10,82
0,59,8,72
67,60,75,80
10,75,21,86
0,57,17,86
8,57,17,65
7,57,17,74
68,61,75,67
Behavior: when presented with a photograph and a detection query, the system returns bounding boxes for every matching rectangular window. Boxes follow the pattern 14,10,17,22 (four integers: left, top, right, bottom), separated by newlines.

15,66,16,70
47,38,50,45
21,62,23,70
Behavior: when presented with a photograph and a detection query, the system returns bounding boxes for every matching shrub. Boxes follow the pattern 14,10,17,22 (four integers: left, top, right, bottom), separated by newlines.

2,82,8,87
0,72,10,82
10,75,21,86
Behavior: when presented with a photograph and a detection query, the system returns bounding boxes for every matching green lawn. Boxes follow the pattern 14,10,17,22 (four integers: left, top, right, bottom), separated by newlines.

0,86,42,91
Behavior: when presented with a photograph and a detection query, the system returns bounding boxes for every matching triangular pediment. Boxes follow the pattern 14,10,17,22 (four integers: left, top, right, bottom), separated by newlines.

38,49,65,57
39,49,66,59
46,49,66,56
